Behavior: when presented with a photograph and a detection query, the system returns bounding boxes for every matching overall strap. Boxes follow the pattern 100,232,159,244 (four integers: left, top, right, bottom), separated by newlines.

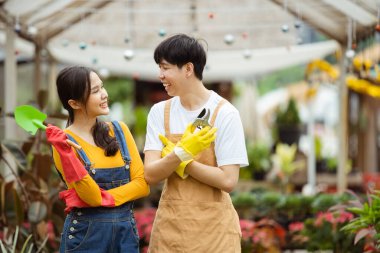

66,134,92,170
111,121,131,167
164,99,172,135
210,99,227,126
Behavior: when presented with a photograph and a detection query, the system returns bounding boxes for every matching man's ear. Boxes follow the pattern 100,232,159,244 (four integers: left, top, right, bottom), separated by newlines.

185,62,194,77
68,99,81,109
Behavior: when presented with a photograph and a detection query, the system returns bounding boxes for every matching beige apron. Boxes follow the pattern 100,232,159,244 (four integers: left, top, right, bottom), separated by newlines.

148,99,242,253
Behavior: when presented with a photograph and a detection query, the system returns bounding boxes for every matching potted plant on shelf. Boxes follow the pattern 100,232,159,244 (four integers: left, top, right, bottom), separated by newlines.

246,141,272,181
274,97,303,145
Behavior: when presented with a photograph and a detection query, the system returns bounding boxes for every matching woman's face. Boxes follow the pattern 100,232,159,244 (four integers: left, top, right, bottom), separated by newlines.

84,71,109,117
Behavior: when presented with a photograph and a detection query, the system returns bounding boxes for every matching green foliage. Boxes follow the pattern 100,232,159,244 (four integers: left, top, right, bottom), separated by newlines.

134,106,149,137
311,193,339,213
1,132,63,252
275,98,301,126
231,192,257,208
341,190,380,250
246,141,271,174
301,211,363,252
103,77,134,105
257,65,306,95
314,136,322,160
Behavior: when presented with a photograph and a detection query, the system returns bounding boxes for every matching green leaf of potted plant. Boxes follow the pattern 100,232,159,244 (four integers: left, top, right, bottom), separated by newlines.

274,97,303,145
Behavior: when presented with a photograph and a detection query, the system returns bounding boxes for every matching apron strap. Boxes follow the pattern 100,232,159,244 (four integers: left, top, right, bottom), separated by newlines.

66,134,92,170
164,99,172,135
111,121,131,167
210,99,227,126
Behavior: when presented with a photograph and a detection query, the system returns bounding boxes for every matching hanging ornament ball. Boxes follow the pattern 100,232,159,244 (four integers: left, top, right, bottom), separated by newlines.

208,12,214,19
205,65,210,71
345,49,355,59
91,40,97,46
14,49,19,55
92,57,98,65
224,34,235,45
79,42,87,50
158,28,166,37
99,68,110,79
27,26,38,36
62,39,69,47
351,43,357,50
376,24,380,32
14,23,21,33
124,37,130,43
294,20,302,29
281,24,289,33
243,49,252,59
123,49,135,60
241,32,248,39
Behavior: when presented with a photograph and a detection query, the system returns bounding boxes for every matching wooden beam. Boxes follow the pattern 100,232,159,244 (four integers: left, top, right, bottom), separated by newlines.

37,1,112,41
322,0,376,26
270,0,346,44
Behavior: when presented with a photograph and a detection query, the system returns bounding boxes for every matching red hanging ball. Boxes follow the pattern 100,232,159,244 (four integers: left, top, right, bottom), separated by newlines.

351,43,357,50
208,12,214,19
376,24,380,32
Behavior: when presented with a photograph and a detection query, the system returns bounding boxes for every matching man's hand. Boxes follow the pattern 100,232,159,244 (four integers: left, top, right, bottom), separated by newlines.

175,124,217,160
159,134,175,158
159,134,192,179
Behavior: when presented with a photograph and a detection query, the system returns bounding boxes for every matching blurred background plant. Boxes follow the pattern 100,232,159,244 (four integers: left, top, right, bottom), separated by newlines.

245,141,272,181
0,95,64,252
340,190,380,253
267,143,305,192
134,208,156,253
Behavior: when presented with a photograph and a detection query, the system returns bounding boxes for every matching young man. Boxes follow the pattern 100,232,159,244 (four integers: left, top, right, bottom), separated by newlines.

144,34,248,252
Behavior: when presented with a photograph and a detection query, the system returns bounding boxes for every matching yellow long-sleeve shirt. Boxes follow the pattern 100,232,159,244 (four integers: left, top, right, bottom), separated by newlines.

52,121,149,207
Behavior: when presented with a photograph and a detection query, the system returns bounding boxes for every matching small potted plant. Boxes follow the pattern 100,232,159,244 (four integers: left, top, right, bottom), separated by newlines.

274,97,303,145
246,141,272,181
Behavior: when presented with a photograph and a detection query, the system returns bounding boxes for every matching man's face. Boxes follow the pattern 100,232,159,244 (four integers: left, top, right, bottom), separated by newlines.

157,60,187,97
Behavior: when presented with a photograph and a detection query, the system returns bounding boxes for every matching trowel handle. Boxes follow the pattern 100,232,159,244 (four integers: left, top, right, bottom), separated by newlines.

32,119,47,130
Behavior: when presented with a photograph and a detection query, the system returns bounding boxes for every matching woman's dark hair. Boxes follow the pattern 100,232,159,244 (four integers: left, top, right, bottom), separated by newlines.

56,66,119,156
154,33,207,80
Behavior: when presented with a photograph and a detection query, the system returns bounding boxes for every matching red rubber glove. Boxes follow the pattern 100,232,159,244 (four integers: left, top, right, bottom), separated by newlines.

59,188,115,213
46,124,88,183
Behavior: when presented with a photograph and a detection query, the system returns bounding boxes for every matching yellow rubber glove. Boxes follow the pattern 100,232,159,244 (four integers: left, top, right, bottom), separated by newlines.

176,124,217,158
159,134,192,179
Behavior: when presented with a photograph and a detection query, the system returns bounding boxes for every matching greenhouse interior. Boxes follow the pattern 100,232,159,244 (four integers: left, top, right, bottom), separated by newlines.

1,0,380,252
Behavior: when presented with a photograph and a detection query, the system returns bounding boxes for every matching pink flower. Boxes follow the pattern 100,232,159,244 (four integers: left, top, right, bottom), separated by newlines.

239,219,255,240
288,222,304,232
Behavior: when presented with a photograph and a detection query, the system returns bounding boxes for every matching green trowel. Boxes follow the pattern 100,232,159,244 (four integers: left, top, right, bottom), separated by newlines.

14,105,47,135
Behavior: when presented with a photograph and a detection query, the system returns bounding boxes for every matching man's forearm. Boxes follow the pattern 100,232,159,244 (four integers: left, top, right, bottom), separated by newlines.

144,151,182,184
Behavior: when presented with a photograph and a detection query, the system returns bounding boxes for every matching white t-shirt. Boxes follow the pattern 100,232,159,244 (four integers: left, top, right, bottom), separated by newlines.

144,91,248,168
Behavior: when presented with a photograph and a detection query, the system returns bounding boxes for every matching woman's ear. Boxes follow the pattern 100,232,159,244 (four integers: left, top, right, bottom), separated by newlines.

68,99,81,110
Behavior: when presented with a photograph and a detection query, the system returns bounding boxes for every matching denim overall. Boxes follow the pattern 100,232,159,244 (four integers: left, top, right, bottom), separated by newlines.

59,121,139,253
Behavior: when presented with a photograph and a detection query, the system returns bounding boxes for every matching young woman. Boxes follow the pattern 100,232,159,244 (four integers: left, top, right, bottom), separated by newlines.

46,66,149,253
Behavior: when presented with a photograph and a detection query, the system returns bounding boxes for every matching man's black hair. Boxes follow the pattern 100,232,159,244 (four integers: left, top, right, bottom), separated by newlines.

154,34,207,80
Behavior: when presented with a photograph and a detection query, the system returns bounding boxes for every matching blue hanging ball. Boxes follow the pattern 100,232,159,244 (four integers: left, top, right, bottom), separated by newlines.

92,57,98,64
79,42,87,50
294,20,302,29
281,24,289,33
158,28,166,37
